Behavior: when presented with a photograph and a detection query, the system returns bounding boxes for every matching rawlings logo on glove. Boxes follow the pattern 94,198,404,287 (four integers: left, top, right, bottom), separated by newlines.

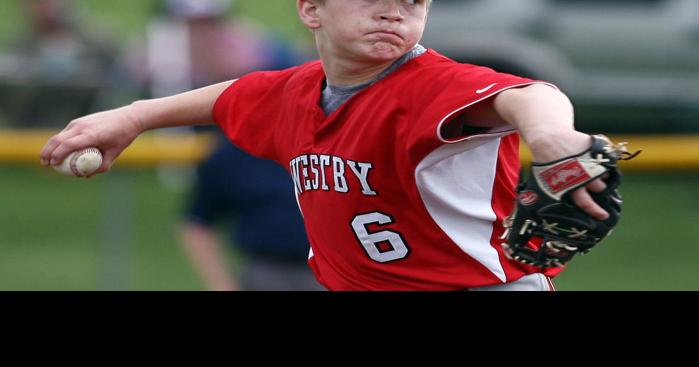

501,135,640,268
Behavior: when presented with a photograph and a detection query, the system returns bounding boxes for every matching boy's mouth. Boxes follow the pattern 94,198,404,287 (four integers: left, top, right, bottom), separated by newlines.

369,30,403,40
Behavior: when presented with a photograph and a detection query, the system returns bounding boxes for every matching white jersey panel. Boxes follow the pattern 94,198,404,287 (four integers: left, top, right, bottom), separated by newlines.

415,138,507,282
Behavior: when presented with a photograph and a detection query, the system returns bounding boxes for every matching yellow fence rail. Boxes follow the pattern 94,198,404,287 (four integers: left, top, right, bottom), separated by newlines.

0,129,216,167
0,129,697,171
519,134,699,172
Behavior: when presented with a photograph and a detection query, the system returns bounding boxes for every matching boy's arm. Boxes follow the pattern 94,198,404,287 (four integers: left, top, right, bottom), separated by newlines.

40,80,236,173
179,221,241,291
491,83,610,220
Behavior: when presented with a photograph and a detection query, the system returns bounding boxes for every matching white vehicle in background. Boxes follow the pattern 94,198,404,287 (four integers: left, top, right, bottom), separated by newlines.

422,0,699,133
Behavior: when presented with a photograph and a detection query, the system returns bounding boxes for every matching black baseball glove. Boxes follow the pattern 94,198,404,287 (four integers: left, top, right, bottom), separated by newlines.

501,135,640,268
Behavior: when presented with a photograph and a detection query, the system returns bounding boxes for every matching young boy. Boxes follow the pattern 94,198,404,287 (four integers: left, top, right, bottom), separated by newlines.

41,0,611,290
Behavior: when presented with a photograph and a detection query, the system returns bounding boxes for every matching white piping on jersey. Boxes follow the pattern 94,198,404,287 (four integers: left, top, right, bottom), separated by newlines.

436,82,558,144
415,137,507,282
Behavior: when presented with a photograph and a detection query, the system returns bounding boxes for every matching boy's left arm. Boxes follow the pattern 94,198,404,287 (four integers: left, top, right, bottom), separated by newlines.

484,83,640,267
492,83,610,220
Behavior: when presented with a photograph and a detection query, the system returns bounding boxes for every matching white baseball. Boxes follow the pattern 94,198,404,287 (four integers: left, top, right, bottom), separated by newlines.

53,147,103,177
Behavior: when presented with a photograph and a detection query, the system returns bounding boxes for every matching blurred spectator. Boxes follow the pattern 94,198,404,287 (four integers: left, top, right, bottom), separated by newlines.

130,0,319,290
125,0,303,100
0,0,119,127
181,137,324,291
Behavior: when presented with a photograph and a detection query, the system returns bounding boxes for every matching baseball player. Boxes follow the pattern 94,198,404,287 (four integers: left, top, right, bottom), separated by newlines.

41,0,629,290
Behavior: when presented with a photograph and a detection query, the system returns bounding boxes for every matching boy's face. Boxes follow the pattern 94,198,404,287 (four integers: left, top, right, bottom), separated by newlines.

300,0,429,63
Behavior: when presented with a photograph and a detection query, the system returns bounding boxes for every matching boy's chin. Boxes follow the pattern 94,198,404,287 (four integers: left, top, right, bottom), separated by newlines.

363,43,412,61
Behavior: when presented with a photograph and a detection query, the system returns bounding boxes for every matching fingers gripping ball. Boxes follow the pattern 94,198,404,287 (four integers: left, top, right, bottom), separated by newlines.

53,147,103,177
500,135,640,268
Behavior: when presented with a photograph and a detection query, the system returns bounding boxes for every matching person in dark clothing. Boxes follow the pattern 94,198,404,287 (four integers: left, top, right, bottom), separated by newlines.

180,136,324,290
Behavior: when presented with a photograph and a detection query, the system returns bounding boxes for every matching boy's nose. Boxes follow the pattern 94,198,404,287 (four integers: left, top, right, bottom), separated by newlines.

378,0,405,22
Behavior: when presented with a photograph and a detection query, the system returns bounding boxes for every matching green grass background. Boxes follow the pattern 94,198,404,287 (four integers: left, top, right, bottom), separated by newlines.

2,166,698,290
0,166,201,290
0,0,306,291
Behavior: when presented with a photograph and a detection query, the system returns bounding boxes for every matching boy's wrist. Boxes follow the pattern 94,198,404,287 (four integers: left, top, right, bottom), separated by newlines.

524,129,592,163
127,100,150,133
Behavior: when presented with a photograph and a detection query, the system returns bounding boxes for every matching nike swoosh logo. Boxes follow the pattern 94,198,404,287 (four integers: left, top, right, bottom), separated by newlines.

476,83,498,94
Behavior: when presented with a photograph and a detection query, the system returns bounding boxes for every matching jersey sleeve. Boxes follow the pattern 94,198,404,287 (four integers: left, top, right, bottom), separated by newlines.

212,67,299,162
410,63,558,146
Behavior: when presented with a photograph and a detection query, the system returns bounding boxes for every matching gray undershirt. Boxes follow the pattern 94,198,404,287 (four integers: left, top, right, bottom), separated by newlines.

320,44,427,116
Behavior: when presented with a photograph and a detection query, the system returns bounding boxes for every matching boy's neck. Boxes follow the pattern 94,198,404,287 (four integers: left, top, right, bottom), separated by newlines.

321,54,396,87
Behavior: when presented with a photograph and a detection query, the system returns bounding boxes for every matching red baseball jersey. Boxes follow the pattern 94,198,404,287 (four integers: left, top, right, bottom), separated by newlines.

213,49,564,290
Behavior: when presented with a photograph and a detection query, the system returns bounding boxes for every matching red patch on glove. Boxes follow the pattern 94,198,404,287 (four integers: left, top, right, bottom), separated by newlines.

540,160,590,194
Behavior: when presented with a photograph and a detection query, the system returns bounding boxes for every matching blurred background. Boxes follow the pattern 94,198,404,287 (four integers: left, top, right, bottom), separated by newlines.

0,0,697,290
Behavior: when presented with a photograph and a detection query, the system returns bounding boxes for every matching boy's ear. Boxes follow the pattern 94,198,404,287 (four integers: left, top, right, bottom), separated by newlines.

297,0,322,30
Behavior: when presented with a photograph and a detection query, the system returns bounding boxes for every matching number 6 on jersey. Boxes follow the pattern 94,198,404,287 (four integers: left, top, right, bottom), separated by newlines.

351,212,410,263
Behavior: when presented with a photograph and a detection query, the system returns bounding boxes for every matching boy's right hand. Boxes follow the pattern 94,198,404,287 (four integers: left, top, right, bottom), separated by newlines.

40,104,144,175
